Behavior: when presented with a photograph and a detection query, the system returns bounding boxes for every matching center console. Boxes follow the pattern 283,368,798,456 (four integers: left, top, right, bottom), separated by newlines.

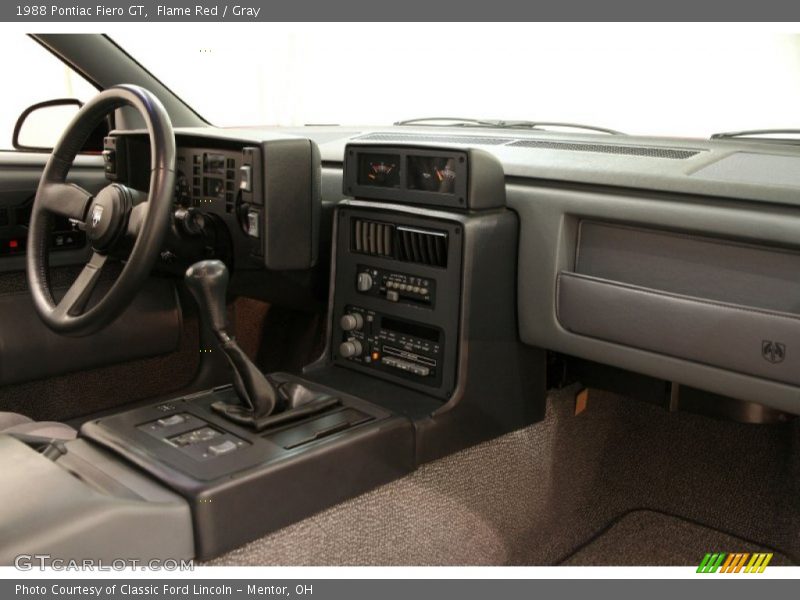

82,376,413,559
48,141,545,562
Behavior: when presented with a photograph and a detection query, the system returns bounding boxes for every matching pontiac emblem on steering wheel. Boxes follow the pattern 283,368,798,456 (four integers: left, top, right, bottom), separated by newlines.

762,340,786,364
90,204,104,229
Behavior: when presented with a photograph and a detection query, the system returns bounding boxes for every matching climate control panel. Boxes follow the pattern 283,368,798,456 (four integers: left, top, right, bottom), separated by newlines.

336,305,444,388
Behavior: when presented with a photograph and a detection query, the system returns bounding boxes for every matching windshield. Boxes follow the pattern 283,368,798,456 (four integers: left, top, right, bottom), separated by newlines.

114,25,800,139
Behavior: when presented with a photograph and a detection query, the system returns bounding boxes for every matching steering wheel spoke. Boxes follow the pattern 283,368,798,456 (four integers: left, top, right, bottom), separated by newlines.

54,252,108,318
39,182,93,224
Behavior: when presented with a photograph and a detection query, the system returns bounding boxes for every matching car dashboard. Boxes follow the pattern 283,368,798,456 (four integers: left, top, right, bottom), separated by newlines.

100,123,800,417
107,131,320,276
4,120,800,564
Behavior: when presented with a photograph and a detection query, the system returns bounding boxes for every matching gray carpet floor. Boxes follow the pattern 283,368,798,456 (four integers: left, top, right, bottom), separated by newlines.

208,386,800,566
561,510,791,566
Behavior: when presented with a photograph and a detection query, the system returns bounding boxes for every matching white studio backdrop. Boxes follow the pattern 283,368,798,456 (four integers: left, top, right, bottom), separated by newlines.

2,25,800,147
114,24,800,138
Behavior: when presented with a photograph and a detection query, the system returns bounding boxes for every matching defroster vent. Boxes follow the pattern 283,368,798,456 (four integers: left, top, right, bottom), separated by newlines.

352,219,448,268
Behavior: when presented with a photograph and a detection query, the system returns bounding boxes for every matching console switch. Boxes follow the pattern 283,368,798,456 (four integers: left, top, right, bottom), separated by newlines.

208,440,238,456
246,209,260,238
157,414,187,427
239,165,252,191
169,426,221,447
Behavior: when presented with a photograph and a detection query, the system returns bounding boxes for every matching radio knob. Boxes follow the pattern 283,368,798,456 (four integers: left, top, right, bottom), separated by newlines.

339,340,363,358
357,272,374,292
340,313,364,332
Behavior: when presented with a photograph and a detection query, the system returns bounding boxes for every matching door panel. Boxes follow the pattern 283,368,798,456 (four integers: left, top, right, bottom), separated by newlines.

0,152,104,273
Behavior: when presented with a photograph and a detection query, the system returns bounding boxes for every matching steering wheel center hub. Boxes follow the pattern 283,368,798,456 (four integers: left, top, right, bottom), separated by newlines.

86,184,129,251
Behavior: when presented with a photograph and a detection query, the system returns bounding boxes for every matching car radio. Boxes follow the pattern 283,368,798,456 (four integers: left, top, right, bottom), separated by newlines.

336,305,444,388
330,205,463,400
354,264,436,307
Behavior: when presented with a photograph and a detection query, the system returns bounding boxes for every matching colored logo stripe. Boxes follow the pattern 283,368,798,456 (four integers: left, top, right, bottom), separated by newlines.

697,552,773,573
745,553,773,573
720,553,749,573
697,553,726,573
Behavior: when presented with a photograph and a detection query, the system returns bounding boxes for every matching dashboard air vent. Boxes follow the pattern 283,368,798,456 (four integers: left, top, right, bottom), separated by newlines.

507,139,700,159
395,226,448,267
353,219,394,258
352,219,448,268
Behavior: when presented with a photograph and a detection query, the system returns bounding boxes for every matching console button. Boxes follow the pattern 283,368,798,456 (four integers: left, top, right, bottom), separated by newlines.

246,210,260,238
169,426,221,448
102,149,116,174
386,290,399,302
239,165,252,191
208,440,238,456
157,414,187,427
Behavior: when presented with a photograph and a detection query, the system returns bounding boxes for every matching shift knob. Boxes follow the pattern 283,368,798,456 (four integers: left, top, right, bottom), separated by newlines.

185,260,229,334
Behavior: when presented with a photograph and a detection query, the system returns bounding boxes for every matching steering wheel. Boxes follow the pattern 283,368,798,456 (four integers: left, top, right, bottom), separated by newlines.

26,85,175,336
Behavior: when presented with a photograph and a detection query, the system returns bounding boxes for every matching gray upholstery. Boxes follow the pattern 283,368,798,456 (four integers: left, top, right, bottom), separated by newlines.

0,437,193,564
0,412,76,440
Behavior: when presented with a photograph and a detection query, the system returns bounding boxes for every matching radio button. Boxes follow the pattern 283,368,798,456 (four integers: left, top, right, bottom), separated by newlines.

381,356,430,377
339,340,363,358
340,313,364,331
357,272,374,292
386,290,399,302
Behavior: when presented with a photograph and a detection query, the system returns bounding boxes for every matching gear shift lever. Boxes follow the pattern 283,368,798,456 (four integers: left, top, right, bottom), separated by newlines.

185,260,277,420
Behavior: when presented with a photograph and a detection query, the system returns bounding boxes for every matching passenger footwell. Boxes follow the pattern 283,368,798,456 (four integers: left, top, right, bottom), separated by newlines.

559,509,792,566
